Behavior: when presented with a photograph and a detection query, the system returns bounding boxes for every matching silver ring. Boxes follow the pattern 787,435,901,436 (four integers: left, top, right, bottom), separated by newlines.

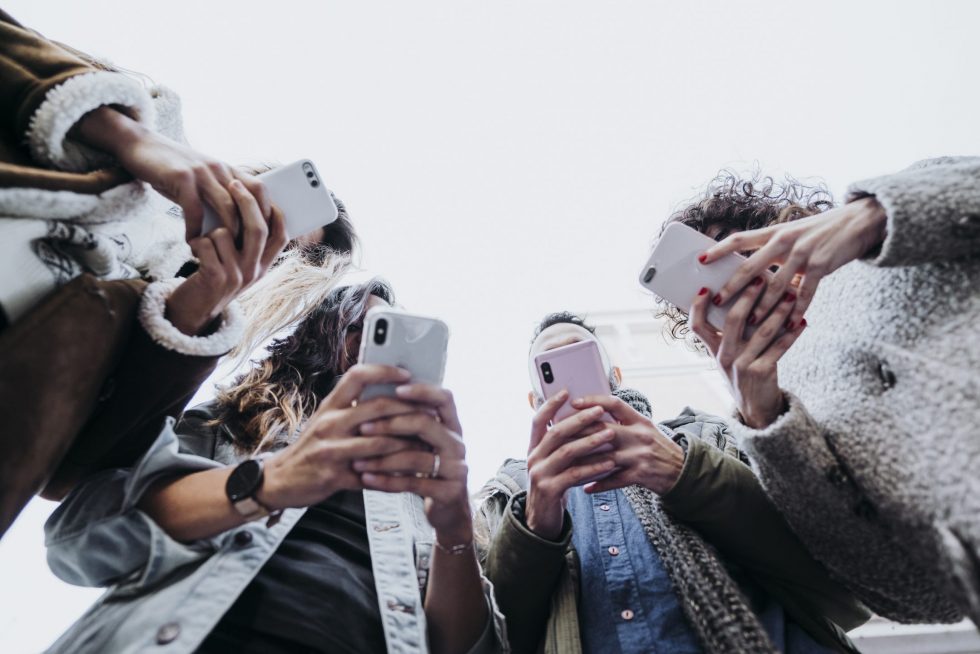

431,453,441,479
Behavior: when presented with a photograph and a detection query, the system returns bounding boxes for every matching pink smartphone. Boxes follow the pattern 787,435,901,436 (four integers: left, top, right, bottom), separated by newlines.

638,222,773,333
534,340,614,423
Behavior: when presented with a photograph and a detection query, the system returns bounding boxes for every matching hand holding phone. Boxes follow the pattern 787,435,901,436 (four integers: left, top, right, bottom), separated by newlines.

197,159,339,241
534,340,615,423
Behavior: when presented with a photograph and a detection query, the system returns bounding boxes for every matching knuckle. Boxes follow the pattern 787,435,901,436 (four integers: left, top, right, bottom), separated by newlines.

175,168,196,186
772,231,795,248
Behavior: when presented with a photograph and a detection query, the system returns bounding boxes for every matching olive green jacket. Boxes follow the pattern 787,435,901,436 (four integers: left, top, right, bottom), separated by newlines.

474,408,871,654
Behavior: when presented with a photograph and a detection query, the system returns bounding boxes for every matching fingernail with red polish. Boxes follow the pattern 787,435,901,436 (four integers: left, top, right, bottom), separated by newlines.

697,287,709,296
712,294,723,306
748,314,757,326
783,291,796,303
801,318,808,327
697,253,707,263
752,277,763,287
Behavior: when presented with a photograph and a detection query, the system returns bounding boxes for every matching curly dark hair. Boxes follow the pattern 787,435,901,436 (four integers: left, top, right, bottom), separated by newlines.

212,278,395,453
654,170,834,344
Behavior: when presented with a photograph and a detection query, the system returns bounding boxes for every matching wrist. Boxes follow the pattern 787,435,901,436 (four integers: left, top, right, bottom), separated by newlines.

435,519,474,548
254,455,289,511
851,197,888,255
165,279,225,336
524,496,563,541
73,106,147,159
740,393,788,430
648,439,685,495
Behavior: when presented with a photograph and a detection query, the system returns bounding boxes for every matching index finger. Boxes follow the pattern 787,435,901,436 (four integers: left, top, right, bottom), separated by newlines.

700,227,772,264
529,390,568,452
228,179,268,285
179,190,205,241
233,170,272,219
712,238,786,306
323,364,412,409
199,171,239,238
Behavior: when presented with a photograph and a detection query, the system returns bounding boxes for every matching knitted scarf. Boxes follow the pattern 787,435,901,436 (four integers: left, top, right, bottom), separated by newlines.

613,387,777,654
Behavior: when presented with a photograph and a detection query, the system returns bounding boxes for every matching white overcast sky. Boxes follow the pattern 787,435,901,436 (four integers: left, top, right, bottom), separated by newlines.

2,1,979,651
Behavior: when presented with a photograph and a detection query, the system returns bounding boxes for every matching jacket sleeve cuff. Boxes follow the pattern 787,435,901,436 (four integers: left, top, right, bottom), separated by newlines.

44,420,220,588
504,491,573,551
138,278,244,357
659,437,711,512
26,70,156,172
846,156,980,267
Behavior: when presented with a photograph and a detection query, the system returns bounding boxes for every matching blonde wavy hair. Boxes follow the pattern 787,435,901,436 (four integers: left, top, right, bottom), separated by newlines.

212,278,396,455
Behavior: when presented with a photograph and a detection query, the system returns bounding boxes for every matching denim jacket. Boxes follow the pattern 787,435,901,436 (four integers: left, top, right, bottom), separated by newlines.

44,404,508,654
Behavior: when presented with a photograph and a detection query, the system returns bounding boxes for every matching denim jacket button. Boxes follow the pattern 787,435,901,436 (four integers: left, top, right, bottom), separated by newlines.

156,622,181,644
234,530,253,547
599,504,611,512
621,609,635,621
607,546,620,556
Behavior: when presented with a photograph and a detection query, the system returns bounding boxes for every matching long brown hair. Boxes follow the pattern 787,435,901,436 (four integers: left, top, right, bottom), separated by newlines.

212,278,396,454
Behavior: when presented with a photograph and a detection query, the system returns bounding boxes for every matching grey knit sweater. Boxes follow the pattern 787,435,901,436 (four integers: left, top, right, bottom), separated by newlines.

727,157,980,624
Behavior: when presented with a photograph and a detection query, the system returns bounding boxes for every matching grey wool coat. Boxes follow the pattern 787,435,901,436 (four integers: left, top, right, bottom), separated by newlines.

727,156,980,625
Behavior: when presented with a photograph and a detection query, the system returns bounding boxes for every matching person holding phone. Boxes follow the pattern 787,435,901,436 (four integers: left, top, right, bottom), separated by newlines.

43,279,506,654
651,159,980,626
475,311,868,654
0,8,358,537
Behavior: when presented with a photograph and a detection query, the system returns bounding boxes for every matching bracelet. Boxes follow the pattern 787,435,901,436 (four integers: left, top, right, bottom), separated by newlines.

434,540,474,555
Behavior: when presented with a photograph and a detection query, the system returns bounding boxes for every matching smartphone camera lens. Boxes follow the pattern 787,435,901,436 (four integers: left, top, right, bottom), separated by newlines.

541,362,554,384
311,179,320,187
643,266,656,283
374,319,388,345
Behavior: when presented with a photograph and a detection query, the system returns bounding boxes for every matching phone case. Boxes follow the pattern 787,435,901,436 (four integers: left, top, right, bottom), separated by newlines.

534,340,614,423
357,308,449,402
199,159,339,240
638,222,770,332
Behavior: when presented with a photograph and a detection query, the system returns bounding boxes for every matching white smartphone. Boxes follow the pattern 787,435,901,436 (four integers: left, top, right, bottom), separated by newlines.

357,308,450,402
639,222,772,332
198,159,338,240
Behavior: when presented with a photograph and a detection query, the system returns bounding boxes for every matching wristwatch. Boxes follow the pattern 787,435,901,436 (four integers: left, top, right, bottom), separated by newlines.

226,458,277,522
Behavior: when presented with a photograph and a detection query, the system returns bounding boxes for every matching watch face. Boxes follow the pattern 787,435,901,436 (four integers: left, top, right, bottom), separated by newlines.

226,459,263,502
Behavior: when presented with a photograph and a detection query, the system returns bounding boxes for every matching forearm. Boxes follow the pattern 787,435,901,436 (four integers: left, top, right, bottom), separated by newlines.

71,105,147,159
484,492,570,652
138,467,246,542
425,540,489,654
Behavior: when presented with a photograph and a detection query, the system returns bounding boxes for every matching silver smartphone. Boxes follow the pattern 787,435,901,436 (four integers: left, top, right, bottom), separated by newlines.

198,159,338,240
357,307,450,402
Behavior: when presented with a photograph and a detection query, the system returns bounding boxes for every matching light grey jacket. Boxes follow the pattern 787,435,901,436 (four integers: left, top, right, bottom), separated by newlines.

728,157,980,625
43,405,508,654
